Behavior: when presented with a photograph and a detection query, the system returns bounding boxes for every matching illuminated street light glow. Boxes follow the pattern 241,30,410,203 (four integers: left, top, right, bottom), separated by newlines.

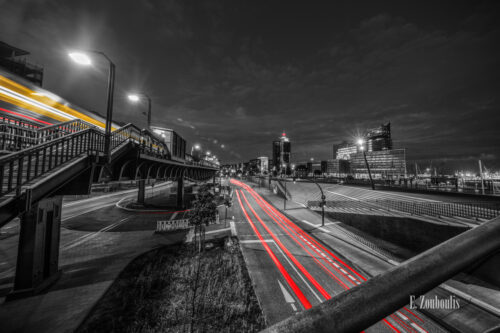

357,138,364,145
68,52,92,65
128,94,140,102
194,144,201,150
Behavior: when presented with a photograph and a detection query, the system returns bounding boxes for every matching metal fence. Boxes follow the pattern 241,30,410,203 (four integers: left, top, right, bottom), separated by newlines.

307,199,500,221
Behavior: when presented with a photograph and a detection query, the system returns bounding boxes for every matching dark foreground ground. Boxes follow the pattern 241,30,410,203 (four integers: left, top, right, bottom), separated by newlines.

77,236,265,333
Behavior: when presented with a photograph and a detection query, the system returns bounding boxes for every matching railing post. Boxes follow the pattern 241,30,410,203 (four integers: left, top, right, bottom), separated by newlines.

16,155,23,196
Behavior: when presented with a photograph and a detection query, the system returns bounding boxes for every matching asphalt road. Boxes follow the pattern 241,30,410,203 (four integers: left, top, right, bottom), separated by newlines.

231,179,446,333
293,182,499,204
0,181,175,284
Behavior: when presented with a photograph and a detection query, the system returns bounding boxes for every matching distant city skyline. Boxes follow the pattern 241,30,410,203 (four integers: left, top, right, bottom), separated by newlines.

1,0,499,169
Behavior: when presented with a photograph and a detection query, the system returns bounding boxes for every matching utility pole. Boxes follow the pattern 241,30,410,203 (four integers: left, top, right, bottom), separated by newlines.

479,160,485,195
284,179,287,210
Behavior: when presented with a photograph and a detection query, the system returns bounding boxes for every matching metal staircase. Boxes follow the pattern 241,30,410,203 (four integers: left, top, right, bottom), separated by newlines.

0,115,216,226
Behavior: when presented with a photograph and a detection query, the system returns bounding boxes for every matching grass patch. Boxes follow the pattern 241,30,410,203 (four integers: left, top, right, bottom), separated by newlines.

77,237,265,333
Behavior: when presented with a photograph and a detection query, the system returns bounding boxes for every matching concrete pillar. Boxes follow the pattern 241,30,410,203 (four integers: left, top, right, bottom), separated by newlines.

177,172,185,209
8,196,63,300
137,179,145,204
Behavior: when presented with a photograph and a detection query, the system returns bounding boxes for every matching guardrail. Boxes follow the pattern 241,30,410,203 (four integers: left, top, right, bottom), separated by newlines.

0,128,104,196
156,218,190,232
307,199,500,221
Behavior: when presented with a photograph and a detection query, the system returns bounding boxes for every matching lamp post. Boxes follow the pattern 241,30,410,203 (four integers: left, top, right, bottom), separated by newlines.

128,93,152,130
357,139,375,190
284,179,287,210
293,177,326,226
69,50,115,162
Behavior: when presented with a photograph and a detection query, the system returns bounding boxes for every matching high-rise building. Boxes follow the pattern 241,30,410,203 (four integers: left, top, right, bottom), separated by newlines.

257,156,269,174
365,123,392,152
272,132,291,175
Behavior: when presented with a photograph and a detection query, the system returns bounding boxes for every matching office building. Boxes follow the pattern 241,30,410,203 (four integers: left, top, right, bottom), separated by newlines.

350,149,407,179
325,159,351,176
257,156,269,174
335,141,359,160
272,132,291,175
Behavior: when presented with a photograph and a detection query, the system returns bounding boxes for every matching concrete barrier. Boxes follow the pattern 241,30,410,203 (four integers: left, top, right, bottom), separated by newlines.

325,211,468,253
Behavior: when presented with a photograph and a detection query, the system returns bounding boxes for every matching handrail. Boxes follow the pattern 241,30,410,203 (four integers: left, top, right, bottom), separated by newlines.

0,120,218,198
262,216,500,333
0,128,103,196
0,114,41,129
38,118,101,134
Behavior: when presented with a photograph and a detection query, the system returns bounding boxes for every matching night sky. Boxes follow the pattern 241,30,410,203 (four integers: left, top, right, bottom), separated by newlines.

1,0,499,170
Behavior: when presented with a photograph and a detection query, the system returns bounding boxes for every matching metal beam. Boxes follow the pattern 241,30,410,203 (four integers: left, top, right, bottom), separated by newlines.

118,159,132,181
262,216,500,333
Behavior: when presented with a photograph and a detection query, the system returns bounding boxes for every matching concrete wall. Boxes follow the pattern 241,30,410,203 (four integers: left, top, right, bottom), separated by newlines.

326,212,469,253
326,211,500,288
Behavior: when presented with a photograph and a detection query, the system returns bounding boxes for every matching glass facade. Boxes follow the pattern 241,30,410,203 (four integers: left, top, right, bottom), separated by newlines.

350,149,407,179
272,134,291,174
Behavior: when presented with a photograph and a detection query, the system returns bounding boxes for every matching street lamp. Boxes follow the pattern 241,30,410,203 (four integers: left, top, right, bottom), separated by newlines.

357,139,375,190
69,50,115,162
191,144,201,154
128,93,152,130
293,177,327,226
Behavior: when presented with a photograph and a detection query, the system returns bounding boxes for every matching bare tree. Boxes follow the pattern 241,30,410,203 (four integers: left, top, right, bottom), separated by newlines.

188,184,217,252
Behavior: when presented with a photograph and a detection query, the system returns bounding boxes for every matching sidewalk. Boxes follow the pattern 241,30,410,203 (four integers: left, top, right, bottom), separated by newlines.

246,181,500,332
0,228,188,333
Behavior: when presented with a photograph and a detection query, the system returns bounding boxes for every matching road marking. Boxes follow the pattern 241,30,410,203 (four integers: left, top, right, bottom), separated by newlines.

373,191,439,203
278,279,296,303
329,185,439,203
411,323,427,333
300,220,339,232
239,239,274,244
62,202,116,221
204,227,231,235
347,274,356,281
61,217,130,250
397,312,409,320
326,190,360,201
271,241,323,303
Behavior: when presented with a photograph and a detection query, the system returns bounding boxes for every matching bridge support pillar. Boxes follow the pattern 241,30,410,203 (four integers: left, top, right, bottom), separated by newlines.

137,179,145,204
7,196,63,300
177,175,185,209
